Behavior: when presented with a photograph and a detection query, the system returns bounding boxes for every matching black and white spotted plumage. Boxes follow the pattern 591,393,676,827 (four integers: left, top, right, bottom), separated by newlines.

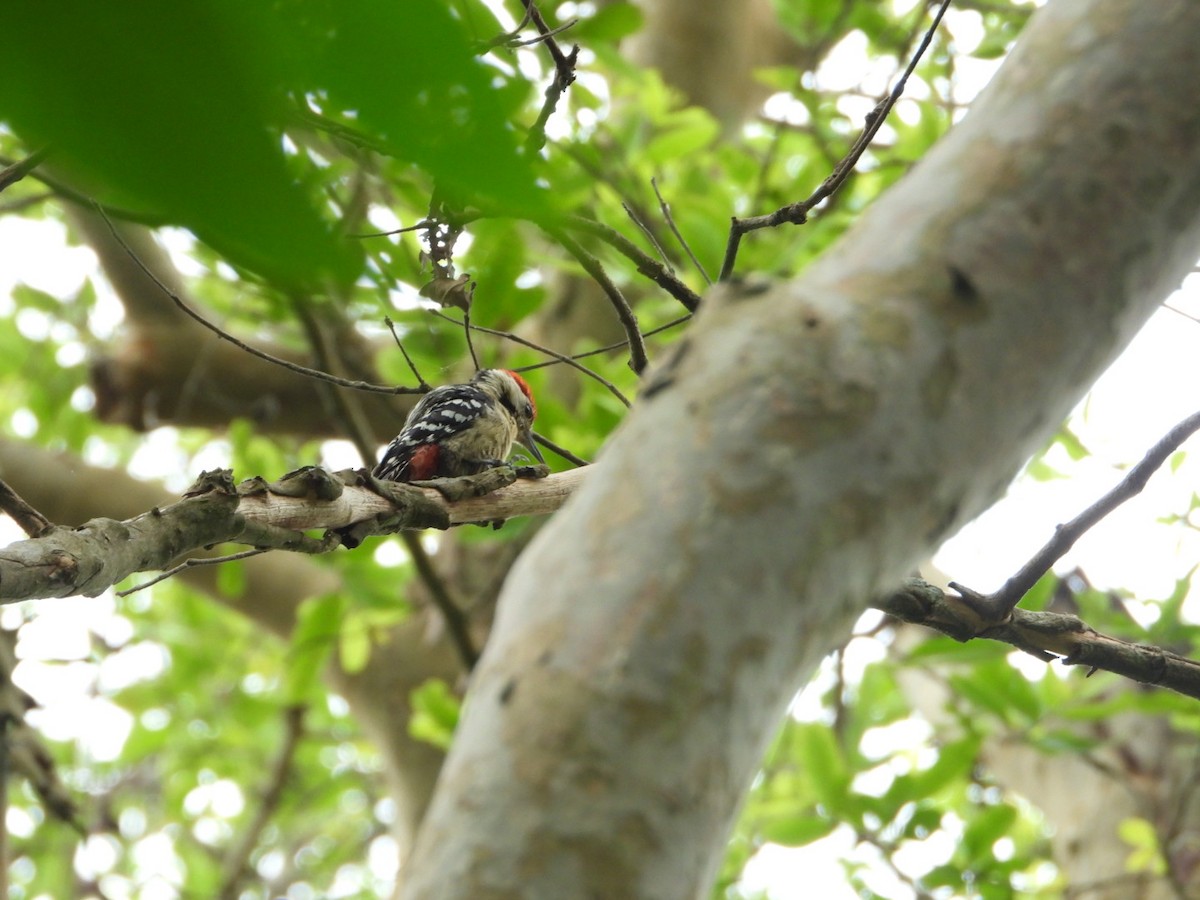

374,369,543,482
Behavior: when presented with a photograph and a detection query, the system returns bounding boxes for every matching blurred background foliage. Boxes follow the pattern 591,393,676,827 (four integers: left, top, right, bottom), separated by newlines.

3,1,1199,898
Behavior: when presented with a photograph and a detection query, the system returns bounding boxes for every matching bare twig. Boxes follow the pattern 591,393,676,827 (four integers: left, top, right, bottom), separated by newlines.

0,479,53,538
463,309,480,371
652,178,712,285
0,156,163,226
516,0,577,86
0,147,50,195
512,19,580,48
718,0,954,280
519,0,580,152
1163,302,1200,327
530,432,590,468
383,317,432,390
516,313,693,372
879,578,1200,702
543,226,649,374
564,216,702,312
404,533,479,669
475,3,535,53
217,705,306,900
94,204,423,396
525,44,580,153
621,201,673,270
347,219,437,239
118,549,271,597
429,310,632,407
950,408,1200,622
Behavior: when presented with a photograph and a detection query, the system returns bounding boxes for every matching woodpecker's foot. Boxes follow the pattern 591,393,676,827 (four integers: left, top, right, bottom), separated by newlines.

412,465,520,502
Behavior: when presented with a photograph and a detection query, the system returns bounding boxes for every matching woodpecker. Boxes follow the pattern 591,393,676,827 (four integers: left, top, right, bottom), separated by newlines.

374,369,544,482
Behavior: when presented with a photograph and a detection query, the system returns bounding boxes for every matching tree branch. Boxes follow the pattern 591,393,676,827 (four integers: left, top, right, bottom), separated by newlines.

564,215,702,312
217,705,306,900
0,479,53,538
543,226,649,374
951,408,1200,622
0,147,50,195
877,578,1200,701
0,467,587,604
719,0,954,280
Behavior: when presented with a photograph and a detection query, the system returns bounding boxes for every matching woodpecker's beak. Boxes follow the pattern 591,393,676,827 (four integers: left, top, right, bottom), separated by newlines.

520,427,545,465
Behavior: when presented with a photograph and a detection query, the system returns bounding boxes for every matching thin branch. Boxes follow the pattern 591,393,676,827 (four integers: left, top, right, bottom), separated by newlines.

518,314,693,372
475,4,535,53
1163,301,1200,327
429,310,632,407
217,705,306,900
525,44,580,153
347,219,437,240
718,0,954,280
564,215,702,312
117,549,271,597
621,201,673,271
384,317,431,390
0,147,50,195
878,578,1200,702
94,204,423,396
0,479,53,538
463,309,480,371
0,156,165,227
543,226,649,374
295,300,382,462
512,18,579,48
530,432,590,468
652,178,712,286
950,408,1200,622
519,0,580,153
516,0,577,86
403,533,479,670
0,468,585,604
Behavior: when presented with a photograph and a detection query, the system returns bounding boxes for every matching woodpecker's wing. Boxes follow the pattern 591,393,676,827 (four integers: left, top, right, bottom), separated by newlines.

374,383,492,481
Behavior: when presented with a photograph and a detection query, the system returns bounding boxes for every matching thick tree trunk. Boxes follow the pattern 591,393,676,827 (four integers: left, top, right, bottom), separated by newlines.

400,1,1200,896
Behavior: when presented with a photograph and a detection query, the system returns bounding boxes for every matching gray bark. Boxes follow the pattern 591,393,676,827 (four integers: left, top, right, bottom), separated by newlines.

400,1,1200,897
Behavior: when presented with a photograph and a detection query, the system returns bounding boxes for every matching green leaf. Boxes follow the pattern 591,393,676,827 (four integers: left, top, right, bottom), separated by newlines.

573,2,645,42
904,635,1009,665
1024,456,1065,481
285,593,345,703
1119,817,1167,875
796,724,850,814
949,659,1042,726
277,0,544,213
0,1,547,286
963,804,1018,864
409,679,462,750
216,558,247,599
644,109,720,163
853,663,908,725
760,814,836,847
0,2,358,287
907,737,980,799
339,612,373,674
